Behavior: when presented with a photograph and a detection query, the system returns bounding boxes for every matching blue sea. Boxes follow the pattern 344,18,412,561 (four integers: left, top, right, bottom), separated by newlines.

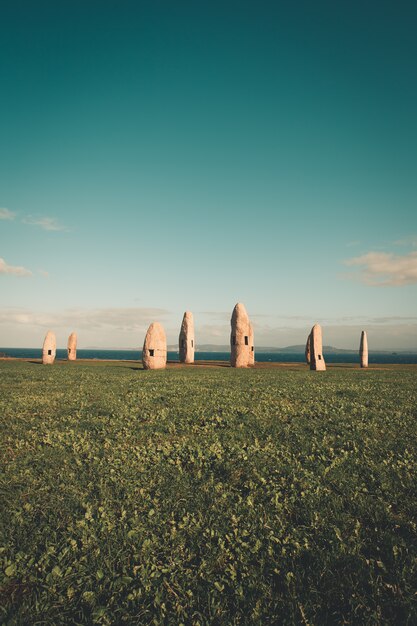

1,348,417,364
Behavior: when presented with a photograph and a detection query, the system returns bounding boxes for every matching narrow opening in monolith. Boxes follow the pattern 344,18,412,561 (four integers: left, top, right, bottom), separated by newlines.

191,340,194,347
48,350,52,355
318,355,322,360
149,350,154,357
251,346,254,351
244,336,248,345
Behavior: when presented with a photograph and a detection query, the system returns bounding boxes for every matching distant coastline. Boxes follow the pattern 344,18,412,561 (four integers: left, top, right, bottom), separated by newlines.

2,347,417,365
64,343,417,354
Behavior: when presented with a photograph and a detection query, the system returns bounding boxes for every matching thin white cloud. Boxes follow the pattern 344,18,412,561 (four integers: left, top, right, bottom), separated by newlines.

194,320,417,351
393,235,417,248
0,208,16,220
1,308,416,351
312,322,417,351
344,251,417,286
0,257,32,276
22,215,67,232
0,307,170,331
368,316,417,324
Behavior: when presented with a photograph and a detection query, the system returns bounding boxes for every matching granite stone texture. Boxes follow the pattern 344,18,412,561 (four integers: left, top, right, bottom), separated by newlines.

67,332,77,361
305,333,311,365
360,330,368,368
309,324,326,371
179,311,195,364
249,321,255,366
42,331,56,365
142,322,167,370
230,303,251,368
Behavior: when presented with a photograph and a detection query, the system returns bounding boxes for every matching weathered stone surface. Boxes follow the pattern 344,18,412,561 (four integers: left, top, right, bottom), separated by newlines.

305,333,311,364
142,322,167,370
42,330,56,365
230,303,251,368
360,330,368,368
309,324,326,371
67,332,77,361
179,311,195,364
249,322,255,366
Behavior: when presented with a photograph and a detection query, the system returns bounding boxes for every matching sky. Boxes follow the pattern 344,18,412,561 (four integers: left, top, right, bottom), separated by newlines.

1,0,416,350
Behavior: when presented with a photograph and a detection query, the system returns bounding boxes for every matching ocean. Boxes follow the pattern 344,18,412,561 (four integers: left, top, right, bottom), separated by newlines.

1,348,417,364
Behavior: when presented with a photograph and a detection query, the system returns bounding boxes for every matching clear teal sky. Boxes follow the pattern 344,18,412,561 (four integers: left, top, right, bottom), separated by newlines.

1,0,416,349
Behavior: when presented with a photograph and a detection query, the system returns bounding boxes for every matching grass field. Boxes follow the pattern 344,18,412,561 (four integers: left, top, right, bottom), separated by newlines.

1,360,416,625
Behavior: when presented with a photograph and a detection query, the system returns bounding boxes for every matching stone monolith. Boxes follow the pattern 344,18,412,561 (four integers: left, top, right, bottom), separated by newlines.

142,322,167,370
249,322,255,366
230,303,251,367
309,324,326,371
42,330,56,365
67,332,77,361
359,330,368,368
179,311,195,364
305,333,311,365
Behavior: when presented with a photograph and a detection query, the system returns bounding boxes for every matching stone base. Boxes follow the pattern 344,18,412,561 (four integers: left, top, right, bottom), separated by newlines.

310,360,326,371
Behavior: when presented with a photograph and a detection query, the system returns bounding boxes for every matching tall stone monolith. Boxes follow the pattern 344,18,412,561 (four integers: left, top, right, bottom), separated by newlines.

249,322,255,366
309,324,326,371
142,322,167,370
42,330,56,365
230,303,251,368
67,332,77,361
179,312,195,364
305,333,311,365
359,330,368,368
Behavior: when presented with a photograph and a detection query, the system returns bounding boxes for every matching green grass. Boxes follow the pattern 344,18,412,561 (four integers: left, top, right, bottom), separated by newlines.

1,360,416,625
